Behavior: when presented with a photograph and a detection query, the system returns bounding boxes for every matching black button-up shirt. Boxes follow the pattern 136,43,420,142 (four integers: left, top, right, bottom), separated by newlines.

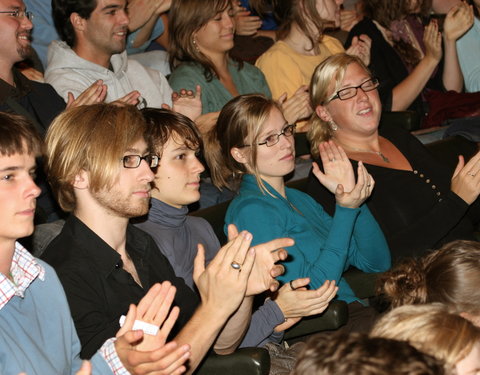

41,215,199,359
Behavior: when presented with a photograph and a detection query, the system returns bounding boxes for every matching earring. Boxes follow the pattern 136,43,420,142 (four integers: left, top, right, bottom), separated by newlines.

192,37,200,52
329,120,338,131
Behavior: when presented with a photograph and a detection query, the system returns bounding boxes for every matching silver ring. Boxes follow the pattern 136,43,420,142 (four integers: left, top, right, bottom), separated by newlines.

231,261,241,270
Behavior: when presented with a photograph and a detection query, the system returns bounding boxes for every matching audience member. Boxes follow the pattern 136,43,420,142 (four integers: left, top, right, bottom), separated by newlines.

207,94,390,332
0,111,191,375
135,108,338,351
255,0,370,131
291,331,448,375
168,0,274,133
347,0,472,121
456,0,480,92
24,0,171,73
42,103,289,371
306,53,480,260
371,304,480,375
45,0,191,112
378,240,480,326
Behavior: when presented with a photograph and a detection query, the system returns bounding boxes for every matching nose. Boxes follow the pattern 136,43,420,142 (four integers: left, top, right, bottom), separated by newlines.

192,156,205,174
26,176,41,199
278,132,293,149
118,9,129,26
223,11,234,29
356,86,369,101
21,13,33,30
138,159,155,182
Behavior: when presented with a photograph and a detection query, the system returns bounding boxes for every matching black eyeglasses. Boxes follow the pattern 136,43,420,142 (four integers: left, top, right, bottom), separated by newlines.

241,124,296,148
326,78,379,103
0,10,34,20
122,154,159,168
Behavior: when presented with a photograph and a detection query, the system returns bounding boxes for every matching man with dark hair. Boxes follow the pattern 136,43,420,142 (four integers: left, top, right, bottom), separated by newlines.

44,0,175,109
0,111,192,375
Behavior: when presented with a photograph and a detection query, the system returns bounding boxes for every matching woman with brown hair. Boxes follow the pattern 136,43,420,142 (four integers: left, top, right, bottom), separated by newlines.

168,0,308,133
347,0,473,119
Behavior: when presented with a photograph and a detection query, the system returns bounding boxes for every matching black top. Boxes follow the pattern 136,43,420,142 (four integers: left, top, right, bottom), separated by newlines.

41,215,199,359
306,126,478,261
0,68,66,137
346,18,445,118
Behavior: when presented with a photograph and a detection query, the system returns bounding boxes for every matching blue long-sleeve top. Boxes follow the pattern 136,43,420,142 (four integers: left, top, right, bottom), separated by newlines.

225,174,391,303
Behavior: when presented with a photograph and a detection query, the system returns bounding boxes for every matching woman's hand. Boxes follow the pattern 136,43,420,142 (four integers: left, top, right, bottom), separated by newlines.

312,141,356,193
346,34,371,66
451,151,480,204
424,20,442,63
335,161,374,208
443,1,474,42
234,2,262,36
170,85,202,121
272,279,338,331
279,85,313,124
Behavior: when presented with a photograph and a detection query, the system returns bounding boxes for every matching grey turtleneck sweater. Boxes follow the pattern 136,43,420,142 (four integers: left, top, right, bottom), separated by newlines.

134,198,284,347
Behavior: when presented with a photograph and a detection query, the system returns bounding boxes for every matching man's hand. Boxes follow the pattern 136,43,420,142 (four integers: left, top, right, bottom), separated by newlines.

171,85,202,121
193,225,256,319
66,80,108,108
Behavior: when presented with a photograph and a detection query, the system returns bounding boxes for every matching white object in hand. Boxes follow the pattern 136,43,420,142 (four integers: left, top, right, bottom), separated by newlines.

119,315,160,336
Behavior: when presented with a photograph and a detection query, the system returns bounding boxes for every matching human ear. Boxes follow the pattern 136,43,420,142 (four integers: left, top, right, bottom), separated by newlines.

73,169,90,190
315,105,333,123
230,147,248,164
70,12,86,33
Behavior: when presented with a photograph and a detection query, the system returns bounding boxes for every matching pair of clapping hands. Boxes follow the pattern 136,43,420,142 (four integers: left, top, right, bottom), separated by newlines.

313,141,374,209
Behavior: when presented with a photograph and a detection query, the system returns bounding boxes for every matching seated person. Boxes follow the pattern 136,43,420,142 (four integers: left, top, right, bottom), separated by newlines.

134,108,338,349
371,304,480,375
41,103,289,371
378,239,480,327
24,0,170,73
255,0,370,131
168,0,309,133
291,331,447,375
456,0,480,93
206,94,391,332
0,111,191,375
347,0,472,121
306,53,480,260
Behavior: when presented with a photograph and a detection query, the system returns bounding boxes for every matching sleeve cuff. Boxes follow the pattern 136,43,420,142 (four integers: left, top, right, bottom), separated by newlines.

99,337,130,375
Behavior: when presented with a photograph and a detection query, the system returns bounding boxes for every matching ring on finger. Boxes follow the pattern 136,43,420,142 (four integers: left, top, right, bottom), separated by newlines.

289,280,297,290
231,261,242,271
467,172,476,177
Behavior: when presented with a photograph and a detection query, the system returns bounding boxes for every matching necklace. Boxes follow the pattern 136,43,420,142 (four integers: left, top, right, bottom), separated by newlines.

335,140,391,163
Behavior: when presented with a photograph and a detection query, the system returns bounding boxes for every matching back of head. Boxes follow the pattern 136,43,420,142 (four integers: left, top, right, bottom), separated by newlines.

371,303,480,367
168,0,232,77
378,240,480,315
205,94,280,192
307,53,371,158
52,0,97,47
0,112,42,157
45,104,146,212
363,0,431,27
141,107,202,157
292,331,447,375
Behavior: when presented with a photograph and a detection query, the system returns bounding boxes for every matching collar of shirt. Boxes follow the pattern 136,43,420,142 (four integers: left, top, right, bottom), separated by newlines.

0,68,32,103
0,242,45,310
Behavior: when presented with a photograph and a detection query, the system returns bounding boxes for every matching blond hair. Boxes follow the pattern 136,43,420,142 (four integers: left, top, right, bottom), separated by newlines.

308,53,372,158
371,303,480,367
45,104,146,212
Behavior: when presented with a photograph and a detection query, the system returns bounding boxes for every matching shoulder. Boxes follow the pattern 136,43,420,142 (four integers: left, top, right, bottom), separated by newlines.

169,63,206,89
256,41,295,66
321,35,345,51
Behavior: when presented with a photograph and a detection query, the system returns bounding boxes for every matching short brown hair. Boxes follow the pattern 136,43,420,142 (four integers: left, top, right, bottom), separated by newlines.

45,104,146,212
292,331,447,375
0,112,43,157
142,108,202,157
